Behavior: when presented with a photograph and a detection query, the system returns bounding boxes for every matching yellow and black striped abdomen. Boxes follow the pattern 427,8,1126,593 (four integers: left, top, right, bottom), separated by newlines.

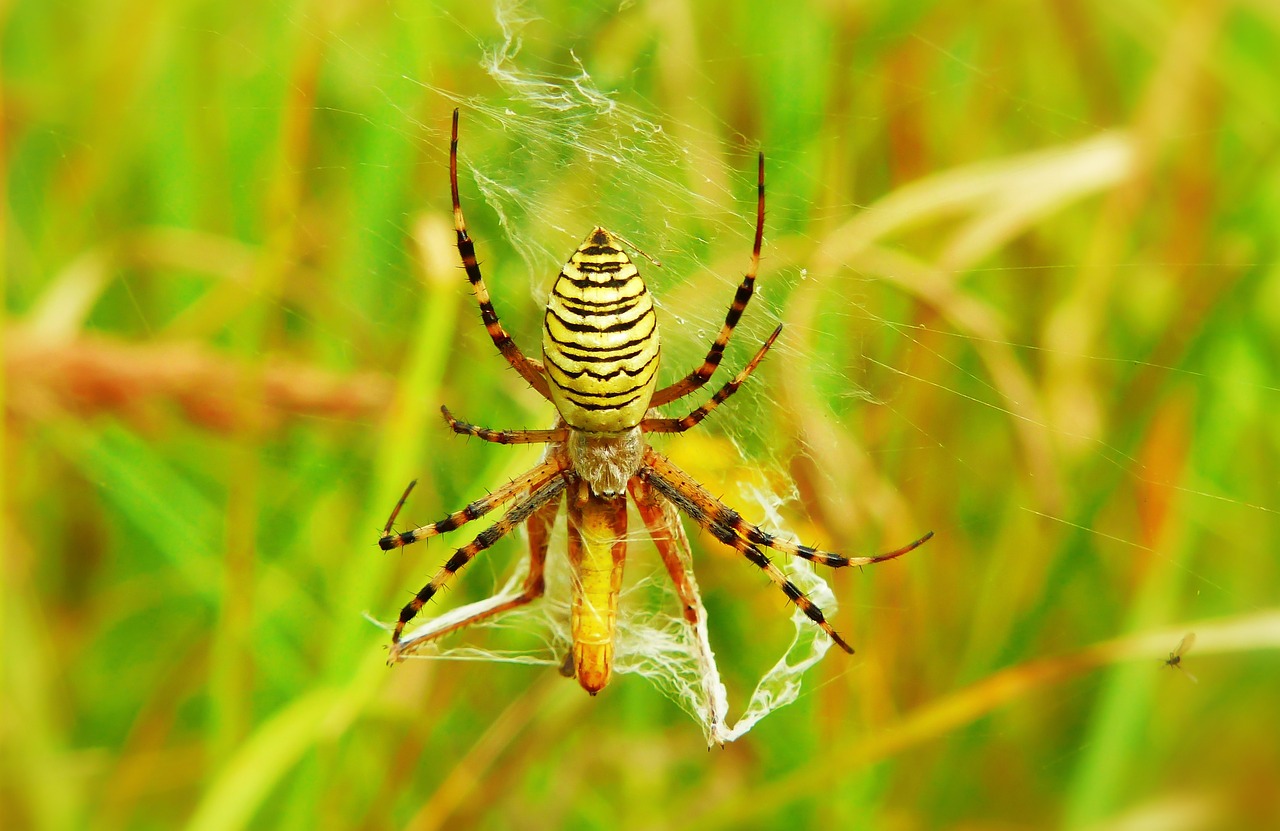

542,228,660,432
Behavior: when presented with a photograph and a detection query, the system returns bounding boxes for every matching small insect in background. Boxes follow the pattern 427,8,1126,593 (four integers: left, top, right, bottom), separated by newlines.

1163,632,1198,683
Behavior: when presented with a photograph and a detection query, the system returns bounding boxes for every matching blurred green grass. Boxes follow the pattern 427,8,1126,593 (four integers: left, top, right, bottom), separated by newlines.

4,1,1280,829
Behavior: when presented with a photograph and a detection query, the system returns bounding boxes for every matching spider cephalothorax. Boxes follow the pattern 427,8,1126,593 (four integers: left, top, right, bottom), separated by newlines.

378,109,932,694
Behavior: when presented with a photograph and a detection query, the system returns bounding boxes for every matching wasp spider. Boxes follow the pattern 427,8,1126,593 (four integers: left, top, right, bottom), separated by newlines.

379,109,933,694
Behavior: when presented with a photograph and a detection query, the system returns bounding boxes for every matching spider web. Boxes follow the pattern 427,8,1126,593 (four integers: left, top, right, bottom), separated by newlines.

12,1,1279,825
362,4,859,744
383,508,836,745
348,0,1277,746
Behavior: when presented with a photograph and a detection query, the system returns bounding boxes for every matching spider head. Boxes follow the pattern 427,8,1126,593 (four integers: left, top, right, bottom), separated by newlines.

567,427,645,497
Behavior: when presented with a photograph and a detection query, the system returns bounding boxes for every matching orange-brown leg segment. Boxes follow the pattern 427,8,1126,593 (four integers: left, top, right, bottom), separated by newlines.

631,475,726,735
651,152,765,407
441,405,569,445
391,475,568,644
638,454,852,652
379,456,567,550
565,486,628,694
642,325,781,434
638,449,931,654
629,478,699,629
389,493,563,662
450,109,552,400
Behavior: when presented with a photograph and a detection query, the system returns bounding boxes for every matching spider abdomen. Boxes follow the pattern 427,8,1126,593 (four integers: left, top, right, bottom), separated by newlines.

542,228,660,433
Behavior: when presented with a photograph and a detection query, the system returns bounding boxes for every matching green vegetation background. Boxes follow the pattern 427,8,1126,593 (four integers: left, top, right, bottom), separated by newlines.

4,1,1278,829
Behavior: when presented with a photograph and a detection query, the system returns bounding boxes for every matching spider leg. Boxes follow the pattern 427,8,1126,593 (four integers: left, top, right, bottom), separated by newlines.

629,477,700,628
379,456,567,550
450,109,552,400
441,405,569,444
642,325,781,434
392,474,569,644
641,449,932,568
638,450,855,654
382,479,418,536
389,490,563,662
631,475,727,736
651,152,765,407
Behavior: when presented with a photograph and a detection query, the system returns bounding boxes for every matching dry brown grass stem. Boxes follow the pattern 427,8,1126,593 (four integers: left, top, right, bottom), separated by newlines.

5,325,391,432
692,609,1280,830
